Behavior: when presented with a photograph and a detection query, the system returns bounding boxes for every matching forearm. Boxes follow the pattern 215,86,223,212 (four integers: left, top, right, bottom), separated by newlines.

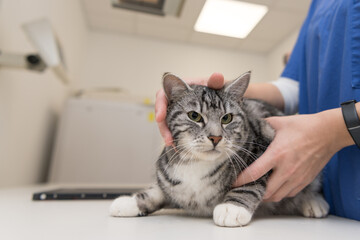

246,82,358,149
244,83,285,111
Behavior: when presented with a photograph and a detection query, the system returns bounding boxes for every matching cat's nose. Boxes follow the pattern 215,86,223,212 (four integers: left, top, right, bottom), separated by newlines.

208,135,222,147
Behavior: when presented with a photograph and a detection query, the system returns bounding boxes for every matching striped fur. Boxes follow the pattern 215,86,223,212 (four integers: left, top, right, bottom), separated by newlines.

110,72,329,227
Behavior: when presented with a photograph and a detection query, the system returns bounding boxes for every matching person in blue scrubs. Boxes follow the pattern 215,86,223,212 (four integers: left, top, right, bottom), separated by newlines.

155,0,360,221
275,0,360,220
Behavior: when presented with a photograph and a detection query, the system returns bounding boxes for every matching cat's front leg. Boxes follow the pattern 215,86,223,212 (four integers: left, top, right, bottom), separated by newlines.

213,179,266,227
110,184,166,217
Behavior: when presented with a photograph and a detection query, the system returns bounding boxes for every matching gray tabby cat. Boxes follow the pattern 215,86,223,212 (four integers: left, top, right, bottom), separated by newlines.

110,72,329,227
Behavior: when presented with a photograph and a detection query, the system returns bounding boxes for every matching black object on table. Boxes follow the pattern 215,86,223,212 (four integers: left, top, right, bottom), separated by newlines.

32,188,140,200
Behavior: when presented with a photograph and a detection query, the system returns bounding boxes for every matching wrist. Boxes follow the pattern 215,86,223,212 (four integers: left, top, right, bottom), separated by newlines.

319,107,355,151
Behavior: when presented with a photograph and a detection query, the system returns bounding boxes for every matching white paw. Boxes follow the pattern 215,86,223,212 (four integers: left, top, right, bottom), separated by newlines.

301,195,329,218
109,196,140,217
213,203,253,227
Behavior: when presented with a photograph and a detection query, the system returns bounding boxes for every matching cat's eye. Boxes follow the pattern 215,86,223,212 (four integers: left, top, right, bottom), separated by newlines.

187,111,203,122
221,113,233,124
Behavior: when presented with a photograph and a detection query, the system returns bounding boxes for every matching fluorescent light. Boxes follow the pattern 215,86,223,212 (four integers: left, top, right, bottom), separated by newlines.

194,0,268,39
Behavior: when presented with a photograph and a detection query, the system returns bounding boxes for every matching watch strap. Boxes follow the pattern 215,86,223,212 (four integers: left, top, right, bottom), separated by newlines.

341,100,360,148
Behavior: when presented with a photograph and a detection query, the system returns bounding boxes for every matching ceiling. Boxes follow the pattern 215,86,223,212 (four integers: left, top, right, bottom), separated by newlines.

81,0,312,53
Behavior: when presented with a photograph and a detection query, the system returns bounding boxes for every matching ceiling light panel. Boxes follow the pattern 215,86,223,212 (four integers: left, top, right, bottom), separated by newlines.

194,0,268,39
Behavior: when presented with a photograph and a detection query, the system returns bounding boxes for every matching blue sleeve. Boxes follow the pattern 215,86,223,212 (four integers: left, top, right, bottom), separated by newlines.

281,0,317,82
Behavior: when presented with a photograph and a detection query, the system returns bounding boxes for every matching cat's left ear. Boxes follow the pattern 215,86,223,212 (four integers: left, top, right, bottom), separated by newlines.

163,73,192,101
223,71,251,99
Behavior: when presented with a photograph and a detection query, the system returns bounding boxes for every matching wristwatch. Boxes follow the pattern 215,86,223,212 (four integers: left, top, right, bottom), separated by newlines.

341,100,360,148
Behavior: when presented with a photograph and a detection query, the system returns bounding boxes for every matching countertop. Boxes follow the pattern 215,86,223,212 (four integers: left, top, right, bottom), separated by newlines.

1,185,359,240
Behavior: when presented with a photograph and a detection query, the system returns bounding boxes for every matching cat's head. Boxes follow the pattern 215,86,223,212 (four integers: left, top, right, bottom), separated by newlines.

163,72,251,162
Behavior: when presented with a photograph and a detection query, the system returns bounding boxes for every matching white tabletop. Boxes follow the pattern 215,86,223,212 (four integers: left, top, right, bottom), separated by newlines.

1,185,359,240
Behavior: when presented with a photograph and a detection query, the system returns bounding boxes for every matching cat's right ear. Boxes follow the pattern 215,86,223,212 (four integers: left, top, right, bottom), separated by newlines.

163,73,192,101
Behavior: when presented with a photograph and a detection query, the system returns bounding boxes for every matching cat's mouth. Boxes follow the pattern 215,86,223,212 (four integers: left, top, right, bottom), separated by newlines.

203,149,221,154
191,146,227,161
192,145,224,157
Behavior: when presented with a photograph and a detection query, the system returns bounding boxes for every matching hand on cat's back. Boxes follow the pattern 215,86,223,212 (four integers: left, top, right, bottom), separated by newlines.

233,112,348,202
155,72,225,146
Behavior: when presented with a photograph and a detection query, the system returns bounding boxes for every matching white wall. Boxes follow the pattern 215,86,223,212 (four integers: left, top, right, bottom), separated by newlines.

76,31,269,101
77,30,300,101
266,30,300,81
0,0,87,187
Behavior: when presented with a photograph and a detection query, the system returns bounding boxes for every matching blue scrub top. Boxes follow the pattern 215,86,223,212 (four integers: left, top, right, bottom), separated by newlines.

281,0,360,220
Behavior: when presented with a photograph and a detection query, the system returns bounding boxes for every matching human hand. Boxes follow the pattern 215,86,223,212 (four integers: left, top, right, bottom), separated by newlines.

233,109,352,202
155,72,225,146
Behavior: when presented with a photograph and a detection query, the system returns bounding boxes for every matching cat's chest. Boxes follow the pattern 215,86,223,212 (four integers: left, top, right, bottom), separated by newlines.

170,161,215,187
166,160,228,209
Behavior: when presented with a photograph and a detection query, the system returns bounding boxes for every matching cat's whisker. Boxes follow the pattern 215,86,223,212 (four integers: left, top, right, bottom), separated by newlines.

163,144,192,173
228,147,257,171
232,146,270,178
226,148,248,170
225,152,238,181
168,146,192,195
162,146,191,176
161,144,189,159
181,148,196,180
172,146,194,181
232,146,258,162
226,149,261,192
233,140,269,149
230,142,259,160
